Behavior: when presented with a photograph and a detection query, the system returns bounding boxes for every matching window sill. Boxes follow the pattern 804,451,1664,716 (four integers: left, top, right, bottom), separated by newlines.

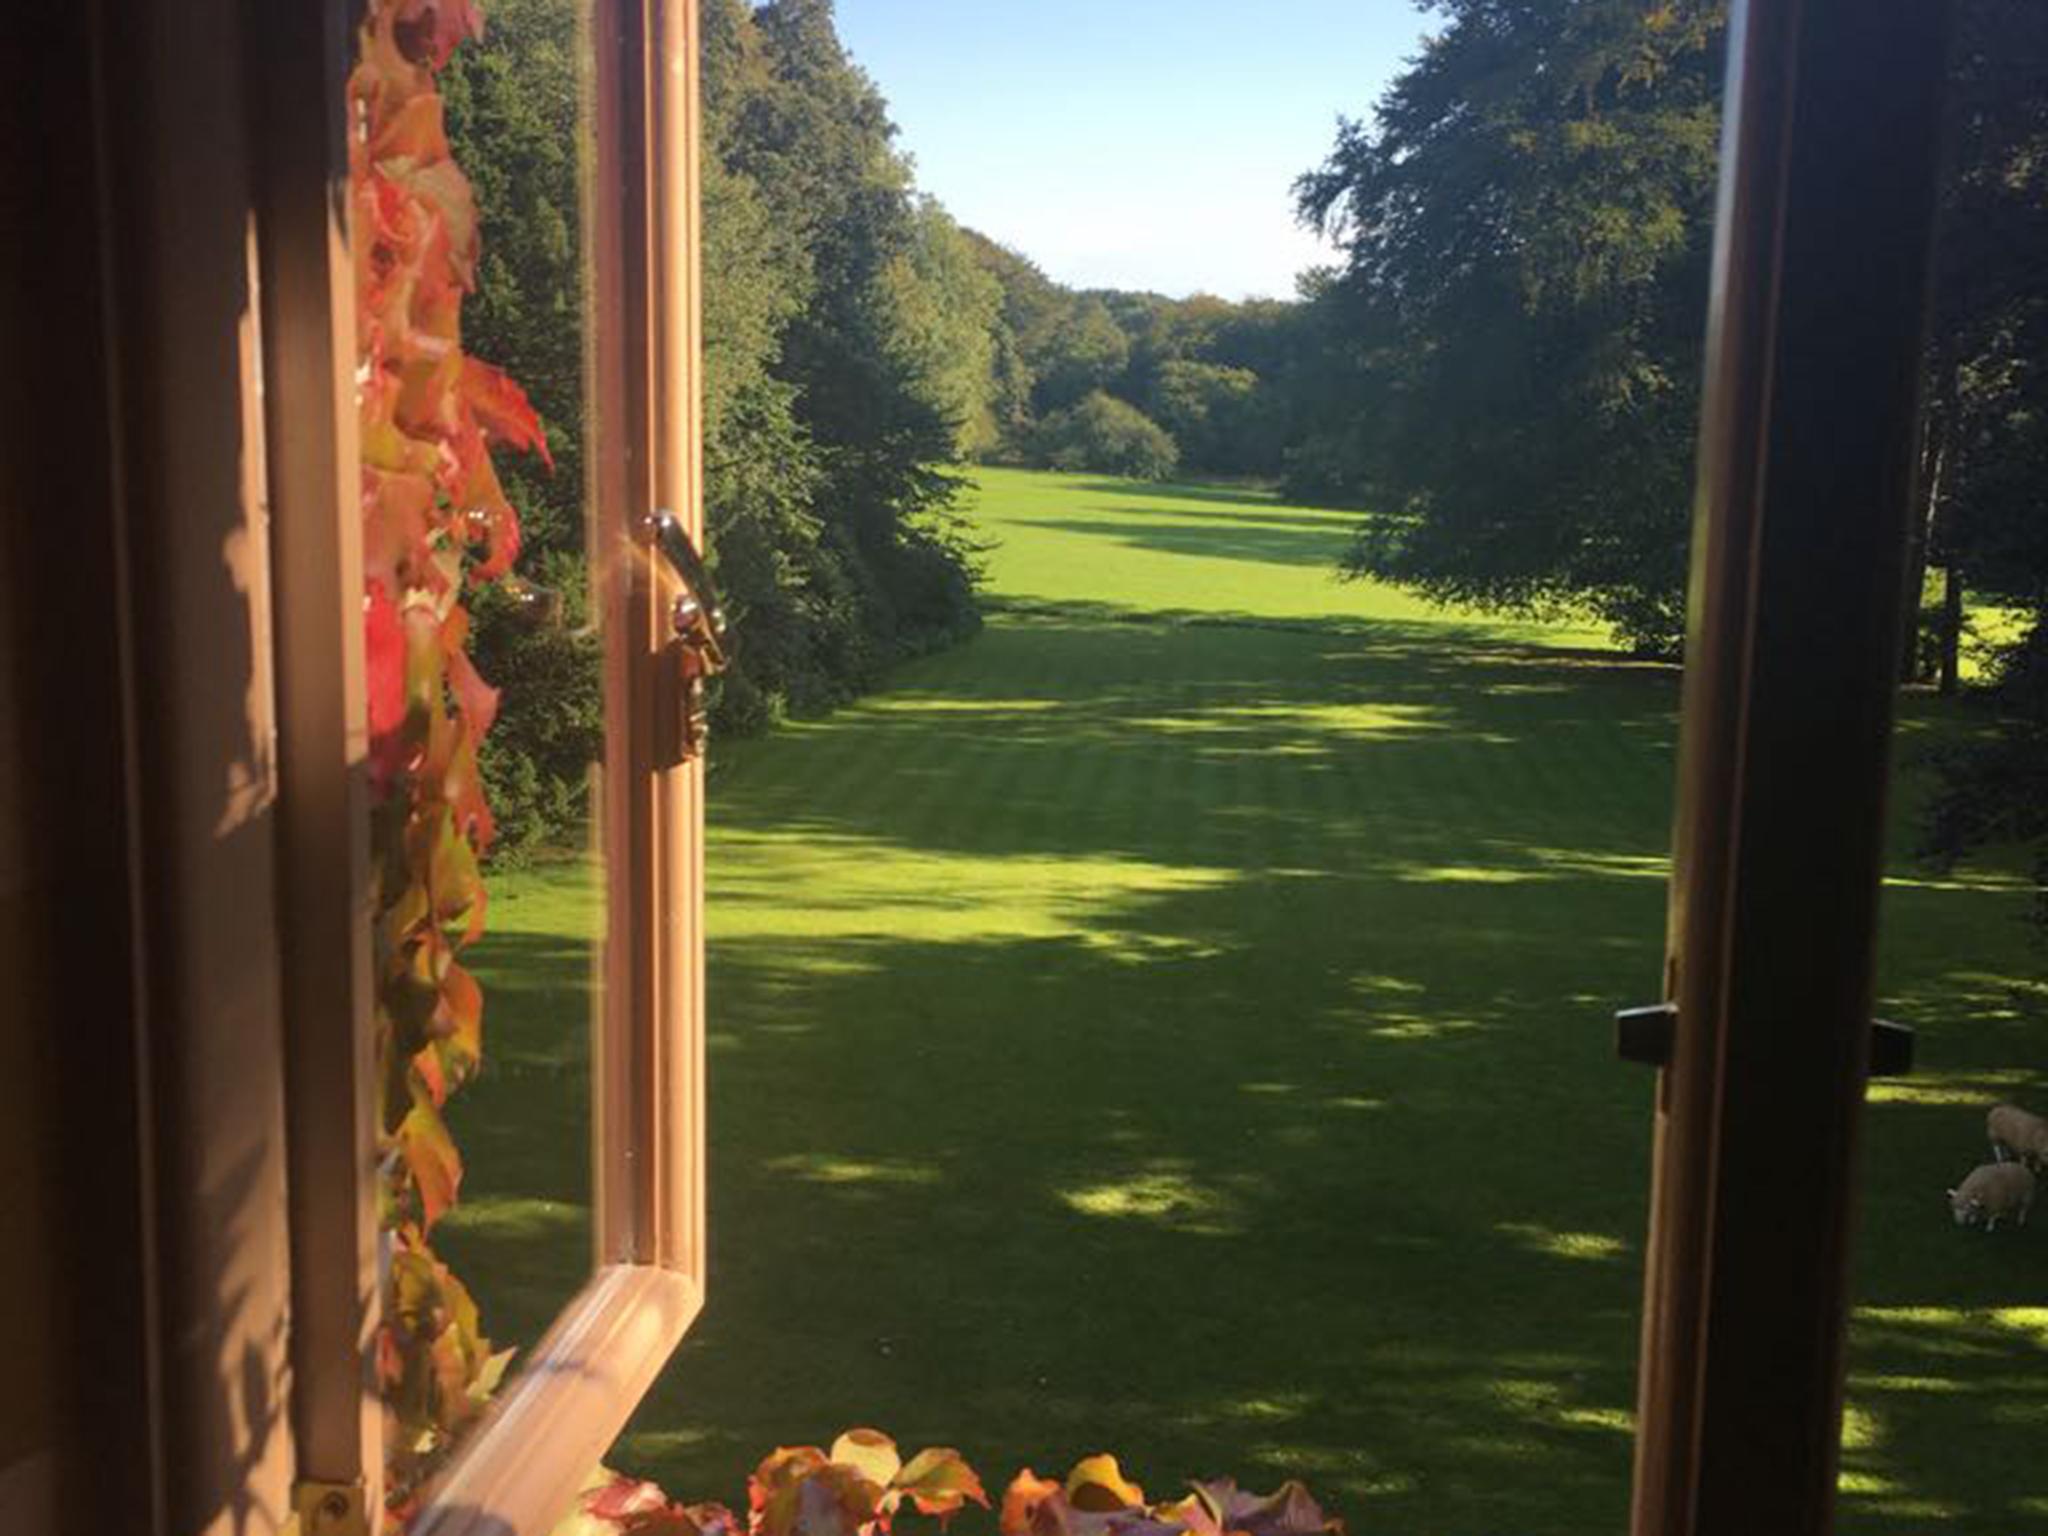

411,1264,704,1536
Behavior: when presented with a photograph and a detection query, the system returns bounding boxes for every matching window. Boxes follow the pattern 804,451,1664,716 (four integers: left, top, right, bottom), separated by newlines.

269,0,712,1529
1,3,1951,1534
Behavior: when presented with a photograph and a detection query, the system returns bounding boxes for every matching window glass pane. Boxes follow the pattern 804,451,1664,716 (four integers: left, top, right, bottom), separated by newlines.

356,0,605,1499
609,3,1698,1517
1843,669,2047,1531
1842,8,2048,1520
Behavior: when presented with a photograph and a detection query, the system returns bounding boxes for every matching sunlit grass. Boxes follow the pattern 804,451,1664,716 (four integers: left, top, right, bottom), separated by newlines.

449,469,2044,1535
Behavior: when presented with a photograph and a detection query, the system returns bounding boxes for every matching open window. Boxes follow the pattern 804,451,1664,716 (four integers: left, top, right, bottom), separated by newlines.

0,3,1960,1535
266,0,713,1529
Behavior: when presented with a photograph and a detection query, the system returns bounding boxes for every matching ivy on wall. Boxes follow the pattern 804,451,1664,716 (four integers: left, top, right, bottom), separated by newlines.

350,0,550,1514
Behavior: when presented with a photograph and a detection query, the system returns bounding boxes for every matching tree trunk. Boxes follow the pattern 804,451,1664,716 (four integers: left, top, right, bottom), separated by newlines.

1903,358,1955,682
1939,561,1964,695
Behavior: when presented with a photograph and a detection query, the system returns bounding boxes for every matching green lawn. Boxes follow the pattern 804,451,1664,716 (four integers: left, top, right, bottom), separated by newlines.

441,467,2046,1535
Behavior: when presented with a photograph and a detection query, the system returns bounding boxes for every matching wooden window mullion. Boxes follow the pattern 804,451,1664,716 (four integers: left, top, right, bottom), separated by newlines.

1630,3,1954,1532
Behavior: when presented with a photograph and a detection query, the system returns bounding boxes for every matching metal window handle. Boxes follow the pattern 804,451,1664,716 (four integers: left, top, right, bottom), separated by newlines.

1615,1002,1914,1077
651,510,729,670
649,511,729,768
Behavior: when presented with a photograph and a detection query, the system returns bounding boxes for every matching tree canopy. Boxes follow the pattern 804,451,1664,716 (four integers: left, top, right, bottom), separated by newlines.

1293,0,1725,654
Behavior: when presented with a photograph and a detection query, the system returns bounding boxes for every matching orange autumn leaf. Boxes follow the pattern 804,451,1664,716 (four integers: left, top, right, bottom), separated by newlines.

1000,1472,1066,1536
1065,1458,1145,1514
892,1448,989,1522
439,959,483,1063
398,1091,462,1229
462,355,554,468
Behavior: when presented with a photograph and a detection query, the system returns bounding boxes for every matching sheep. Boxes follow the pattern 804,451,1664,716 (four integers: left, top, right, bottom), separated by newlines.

1986,1103,2048,1169
1949,1161,2036,1231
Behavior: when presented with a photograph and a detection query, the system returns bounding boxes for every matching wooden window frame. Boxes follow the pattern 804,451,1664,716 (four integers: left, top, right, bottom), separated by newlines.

1625,3,1952,1534
259,2,710,1532
233,1,1954,1534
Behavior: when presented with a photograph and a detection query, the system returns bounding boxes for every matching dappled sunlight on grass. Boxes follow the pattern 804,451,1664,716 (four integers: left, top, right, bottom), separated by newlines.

1489,1379,1636,1438
1131,699,1453,743
448,472,2044,1535
1362,1016,1489,1042
764,1154,944,1188
711,828,1238,963
1495,1223,1632,1264
1394,864,1545,885
1865,1069,2045,1107
1057,1164,1252,1236
1859,1306,2048,1350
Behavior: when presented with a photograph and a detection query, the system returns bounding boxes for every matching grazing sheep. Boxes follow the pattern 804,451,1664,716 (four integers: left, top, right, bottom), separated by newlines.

1949,1162,2036,1231
1987,1103,2048,1169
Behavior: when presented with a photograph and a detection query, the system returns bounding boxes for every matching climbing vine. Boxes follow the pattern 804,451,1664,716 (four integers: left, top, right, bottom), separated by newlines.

350,0,549,1515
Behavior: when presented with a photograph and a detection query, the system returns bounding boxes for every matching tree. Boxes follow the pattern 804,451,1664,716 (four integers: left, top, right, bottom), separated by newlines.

726,0,981,669
1295,0,1726,653
441,0,995,839
881,199,1007,460
1919,0,2048,930
1030,392,1180,480
1150,359,1281,478
443,0,603,857
1902,0,2048,691
1026,294,1129,414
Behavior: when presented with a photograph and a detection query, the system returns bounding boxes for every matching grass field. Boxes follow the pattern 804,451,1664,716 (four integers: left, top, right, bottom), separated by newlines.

441,467,2047,1535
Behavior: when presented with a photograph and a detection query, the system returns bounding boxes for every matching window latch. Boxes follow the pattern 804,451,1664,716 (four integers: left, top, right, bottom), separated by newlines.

650,511,730,768
1615,1002,1914,1077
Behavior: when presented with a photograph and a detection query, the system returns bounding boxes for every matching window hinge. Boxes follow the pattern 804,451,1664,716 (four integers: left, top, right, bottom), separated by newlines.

289,1480,371,1536
1615,1002,1914,1077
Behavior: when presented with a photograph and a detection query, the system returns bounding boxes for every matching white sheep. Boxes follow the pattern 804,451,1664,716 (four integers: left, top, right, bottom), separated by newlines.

1949,1161,2036,1231
1986,1103,2048,1169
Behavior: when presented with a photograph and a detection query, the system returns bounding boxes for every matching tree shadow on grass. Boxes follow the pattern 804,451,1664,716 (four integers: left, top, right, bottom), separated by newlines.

1027,516,1351,571
643,596,1688,1529
623,859,1663,1535
446,585,2045,1534
1074,479,1313,511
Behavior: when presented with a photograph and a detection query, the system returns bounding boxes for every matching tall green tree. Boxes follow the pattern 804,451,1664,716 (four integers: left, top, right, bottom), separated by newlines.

1034,293,1132,414
1919,0,2048,930
443,0,993,834
1295,0,1726,653
1905,0,2048,691
443,0,603,855
724,0,980,664
882,198,1007,460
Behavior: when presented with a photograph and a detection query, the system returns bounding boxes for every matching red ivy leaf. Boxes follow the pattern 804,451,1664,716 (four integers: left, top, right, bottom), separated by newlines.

589,1477,674,1523
364,580,406,744
392,0,485,69
791,1467,884,1536
446,636,501,741
462,355,555,469
1186,1483,1341,1536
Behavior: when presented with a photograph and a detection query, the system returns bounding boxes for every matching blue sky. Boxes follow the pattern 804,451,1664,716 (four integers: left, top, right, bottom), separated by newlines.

832,1,1433,301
